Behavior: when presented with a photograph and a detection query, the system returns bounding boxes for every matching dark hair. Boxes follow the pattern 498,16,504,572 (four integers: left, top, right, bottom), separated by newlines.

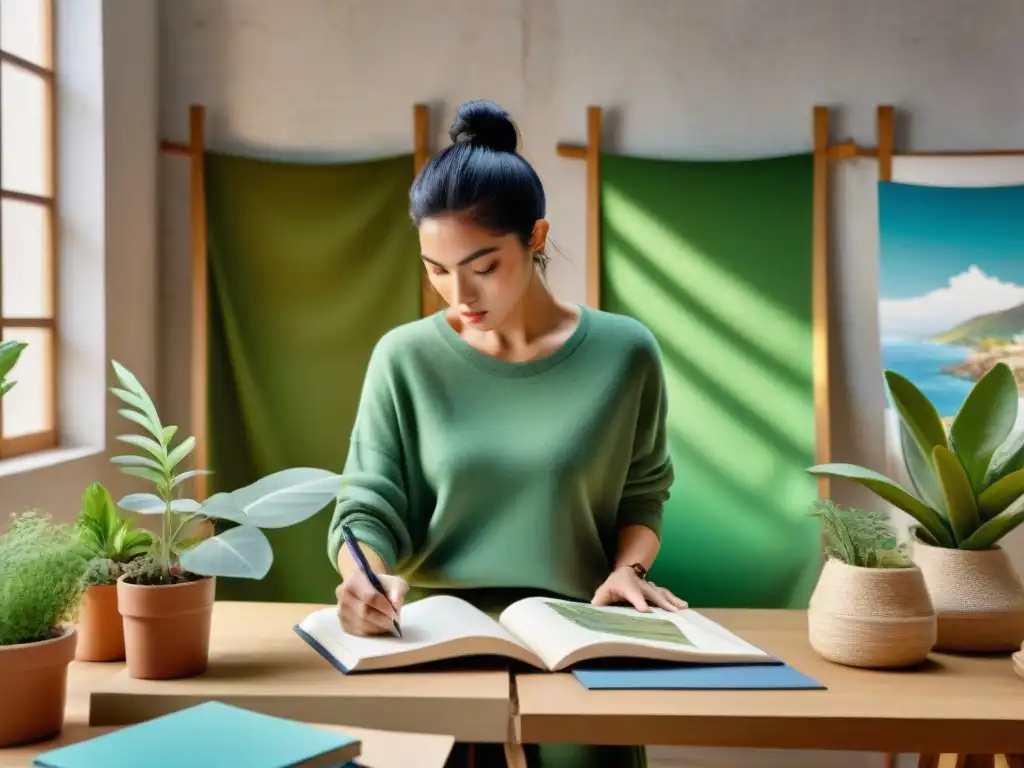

410,100,548,272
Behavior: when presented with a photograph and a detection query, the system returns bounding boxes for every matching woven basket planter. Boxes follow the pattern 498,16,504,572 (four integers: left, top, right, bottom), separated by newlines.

911,533,1024,653
808,558,937,668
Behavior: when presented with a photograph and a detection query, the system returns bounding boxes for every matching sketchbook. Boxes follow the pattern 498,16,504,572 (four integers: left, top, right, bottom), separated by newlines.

294,595,774,673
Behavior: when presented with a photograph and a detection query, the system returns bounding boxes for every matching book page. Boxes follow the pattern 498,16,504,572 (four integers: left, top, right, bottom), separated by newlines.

299,595,542,671
498,598,771,671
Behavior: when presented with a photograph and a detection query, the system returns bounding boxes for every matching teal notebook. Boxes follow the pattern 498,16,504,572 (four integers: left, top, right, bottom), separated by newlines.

33,701,361,768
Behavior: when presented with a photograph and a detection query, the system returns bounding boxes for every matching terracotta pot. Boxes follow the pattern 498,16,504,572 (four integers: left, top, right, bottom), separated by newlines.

0,626,77,747
911,532,1024,653
808,558,937,669
117,575,216,679
75,584,125,662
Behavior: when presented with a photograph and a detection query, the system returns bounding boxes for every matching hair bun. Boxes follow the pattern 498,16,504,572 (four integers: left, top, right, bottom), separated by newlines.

449,100,518,153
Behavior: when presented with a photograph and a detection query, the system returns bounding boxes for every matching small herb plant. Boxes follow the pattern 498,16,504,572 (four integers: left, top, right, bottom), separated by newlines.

75,482,154,587
109,360,343,586
0,339,26,397
811,499,912,569
0,511,90,646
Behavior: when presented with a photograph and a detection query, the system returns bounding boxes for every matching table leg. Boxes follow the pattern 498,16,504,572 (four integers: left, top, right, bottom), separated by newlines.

504,742,528,768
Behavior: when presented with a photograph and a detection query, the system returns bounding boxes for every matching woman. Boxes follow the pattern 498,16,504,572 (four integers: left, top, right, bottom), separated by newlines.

329,99,685,768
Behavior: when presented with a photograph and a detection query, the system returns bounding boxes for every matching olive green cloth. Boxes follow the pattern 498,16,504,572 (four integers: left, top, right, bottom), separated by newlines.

203,150,421,603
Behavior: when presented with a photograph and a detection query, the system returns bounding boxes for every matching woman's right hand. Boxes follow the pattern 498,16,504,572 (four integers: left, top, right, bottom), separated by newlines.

336,570,409,636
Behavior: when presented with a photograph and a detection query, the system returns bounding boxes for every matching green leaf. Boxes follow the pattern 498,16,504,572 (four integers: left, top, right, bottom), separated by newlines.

885,370,949,512
984,429,1024,488
116,434,166,462
198,468,342,529
118,408,162,441
977,467,1024,520
806,463,955,547
117,493,165,514
110,360,164,437
162,425,178,445
931,445,981,545
118,466,167,486
111,454,164,472
949,362,1019,494
178,525,273,579
0,380,14,397
171,469,213,489
0,340,27,377
110,387,145,412
167,436,196,470
958,493,1024,550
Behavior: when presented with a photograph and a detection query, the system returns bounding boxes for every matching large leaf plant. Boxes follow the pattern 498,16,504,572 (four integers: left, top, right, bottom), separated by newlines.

808,362,1024,550
108,360,343,585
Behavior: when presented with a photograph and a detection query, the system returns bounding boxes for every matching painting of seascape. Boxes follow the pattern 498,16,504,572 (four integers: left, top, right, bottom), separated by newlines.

877,181,1024,429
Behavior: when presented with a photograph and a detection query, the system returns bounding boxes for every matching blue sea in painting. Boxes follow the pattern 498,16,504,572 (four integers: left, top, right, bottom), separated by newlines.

881,339,973,418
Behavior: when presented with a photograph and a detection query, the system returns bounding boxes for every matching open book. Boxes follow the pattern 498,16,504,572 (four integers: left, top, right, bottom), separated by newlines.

294,595,775,673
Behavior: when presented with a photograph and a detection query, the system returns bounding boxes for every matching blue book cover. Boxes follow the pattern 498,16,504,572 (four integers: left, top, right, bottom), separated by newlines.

33,701,361,768
572,663,825,690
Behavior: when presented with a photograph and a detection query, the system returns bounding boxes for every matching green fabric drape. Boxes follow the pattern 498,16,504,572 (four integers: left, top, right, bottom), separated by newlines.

599,152,820,609
204,151,420,604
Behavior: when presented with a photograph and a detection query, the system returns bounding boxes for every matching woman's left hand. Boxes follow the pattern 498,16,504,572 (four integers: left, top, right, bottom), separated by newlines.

592,566,688,612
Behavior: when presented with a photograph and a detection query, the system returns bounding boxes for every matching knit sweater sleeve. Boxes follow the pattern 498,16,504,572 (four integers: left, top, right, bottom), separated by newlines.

326,337,414,574
616,332,674,539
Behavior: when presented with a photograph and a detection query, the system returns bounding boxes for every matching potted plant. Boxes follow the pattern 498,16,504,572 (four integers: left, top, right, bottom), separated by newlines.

807,499,936,668
73,482,154,661
809,363,1024,652
107,360,343,679
0,511,90,747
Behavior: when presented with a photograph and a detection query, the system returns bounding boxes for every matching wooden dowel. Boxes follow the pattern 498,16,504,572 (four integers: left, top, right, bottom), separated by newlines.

877,106,895,182
413,104,441,318
812,106,832,501
556,144,588,160
188,105,209,500
160,140,192,157
585,106,602,309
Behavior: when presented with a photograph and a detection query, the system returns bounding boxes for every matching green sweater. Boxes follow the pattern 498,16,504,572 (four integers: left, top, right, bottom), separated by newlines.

327,306,674,602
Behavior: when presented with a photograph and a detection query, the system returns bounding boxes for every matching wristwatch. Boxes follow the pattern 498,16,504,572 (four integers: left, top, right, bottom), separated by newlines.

627,562,648,581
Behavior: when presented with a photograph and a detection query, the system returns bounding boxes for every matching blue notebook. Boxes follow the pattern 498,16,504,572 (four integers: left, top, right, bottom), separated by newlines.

33,701,362,768
572,663,826,690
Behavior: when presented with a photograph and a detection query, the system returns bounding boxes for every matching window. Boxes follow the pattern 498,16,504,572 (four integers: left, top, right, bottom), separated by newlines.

0,0,58,458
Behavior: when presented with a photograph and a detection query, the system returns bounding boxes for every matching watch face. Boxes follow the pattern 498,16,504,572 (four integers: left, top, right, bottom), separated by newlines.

631,563,647,580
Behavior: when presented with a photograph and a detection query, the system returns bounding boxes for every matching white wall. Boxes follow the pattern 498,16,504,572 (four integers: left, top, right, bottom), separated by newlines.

157,3,1022,764
0,0,159,523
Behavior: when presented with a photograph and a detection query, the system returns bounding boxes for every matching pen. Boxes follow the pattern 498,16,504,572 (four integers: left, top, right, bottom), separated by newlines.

341,523,402,638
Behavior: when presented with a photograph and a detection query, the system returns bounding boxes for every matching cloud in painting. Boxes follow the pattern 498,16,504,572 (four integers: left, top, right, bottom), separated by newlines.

878,265,1024,340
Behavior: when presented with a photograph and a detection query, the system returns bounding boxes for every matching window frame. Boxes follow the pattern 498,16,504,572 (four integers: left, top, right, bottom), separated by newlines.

0,0,60,458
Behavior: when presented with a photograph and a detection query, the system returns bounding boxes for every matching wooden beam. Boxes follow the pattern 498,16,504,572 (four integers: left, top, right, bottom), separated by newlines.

556,107,603,308
585,107,602,308
188,105,209,500
812,106,832,501
877,105,895,182
413,104,441,317
555,144,587,160
159,140,192,157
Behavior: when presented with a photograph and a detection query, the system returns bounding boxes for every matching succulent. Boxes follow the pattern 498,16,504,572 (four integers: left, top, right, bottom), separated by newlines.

808,363,1024,550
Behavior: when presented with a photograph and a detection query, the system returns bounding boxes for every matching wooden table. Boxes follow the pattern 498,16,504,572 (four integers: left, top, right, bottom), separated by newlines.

1,654,455,768
87,601,513,744
515,609,1024,759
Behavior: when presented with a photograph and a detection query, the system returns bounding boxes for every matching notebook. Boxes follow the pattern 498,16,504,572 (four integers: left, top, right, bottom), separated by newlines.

572,662,826,690
294,594,775,673
33,701,361,768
